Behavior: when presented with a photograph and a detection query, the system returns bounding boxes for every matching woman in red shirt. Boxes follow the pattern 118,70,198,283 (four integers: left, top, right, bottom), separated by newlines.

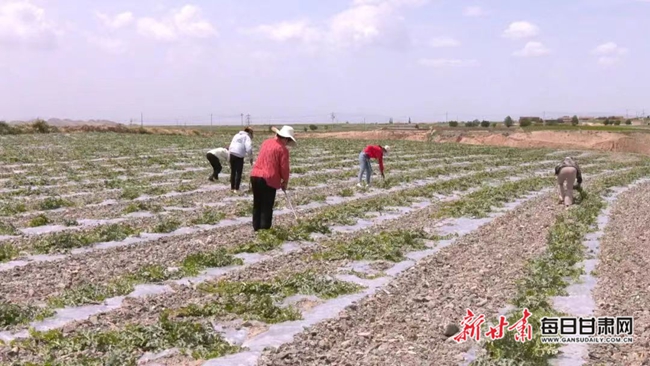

358,145,390,187
249,126,296,231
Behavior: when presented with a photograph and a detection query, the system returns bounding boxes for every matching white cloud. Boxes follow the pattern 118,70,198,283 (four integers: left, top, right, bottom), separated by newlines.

353,0,428,6
137,4,217,42
173,5,217,38
463,6,484,17
592,42,628,56
328,3,398,47
418,58,479,68
592,42,628,66
137,17,177,41
87,35,127,54
96,11,134,29
502,21,539,40
429,36,460,48
254,20,321,43
513,41,550,57
0,1,61,49
251,0,423,49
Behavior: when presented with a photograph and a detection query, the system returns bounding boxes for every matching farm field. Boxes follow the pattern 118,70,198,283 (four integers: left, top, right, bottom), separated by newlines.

1,131,650,366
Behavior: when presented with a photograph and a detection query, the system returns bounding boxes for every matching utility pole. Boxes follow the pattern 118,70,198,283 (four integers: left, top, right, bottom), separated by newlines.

445,112,448,123
246,114,251,126
240,113,244,126
330,113,336,125
140,113,143,128
210,113,213,127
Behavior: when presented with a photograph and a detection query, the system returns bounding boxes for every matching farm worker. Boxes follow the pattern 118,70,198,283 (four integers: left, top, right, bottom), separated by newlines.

249,126,296,231
228,127,254,193
555,156,583,207
206,147,229,182
357,145,390,188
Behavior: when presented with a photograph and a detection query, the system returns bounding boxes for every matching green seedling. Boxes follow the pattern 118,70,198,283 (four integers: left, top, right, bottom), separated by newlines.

152,217,181,234
191,209,226,225
28,214,50,227
6,314,239,364
38,197,73,211
0,243,19,262
0,221,18,235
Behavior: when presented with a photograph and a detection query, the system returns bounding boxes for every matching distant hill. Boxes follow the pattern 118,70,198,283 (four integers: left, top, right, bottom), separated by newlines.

9,118,121,127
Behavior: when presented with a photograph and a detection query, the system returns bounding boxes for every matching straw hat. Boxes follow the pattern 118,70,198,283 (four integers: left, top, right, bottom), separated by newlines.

272,126,297,143
383,145,391,154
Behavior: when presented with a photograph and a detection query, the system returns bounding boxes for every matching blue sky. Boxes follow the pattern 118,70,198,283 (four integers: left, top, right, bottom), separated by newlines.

1,0,648,124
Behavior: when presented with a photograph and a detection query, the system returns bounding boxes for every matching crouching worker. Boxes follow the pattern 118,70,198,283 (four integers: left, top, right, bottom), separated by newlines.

555,156,583,207
206,147,229,182
358,145,390,188
250,126,296,231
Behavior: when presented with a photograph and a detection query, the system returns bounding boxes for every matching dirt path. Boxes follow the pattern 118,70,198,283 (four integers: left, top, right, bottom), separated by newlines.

586,183,650,366
257,192,562,366
301,129,650,156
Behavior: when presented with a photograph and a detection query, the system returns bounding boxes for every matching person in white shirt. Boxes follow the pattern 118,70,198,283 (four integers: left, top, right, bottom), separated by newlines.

206,147,229,182
228,127,254,192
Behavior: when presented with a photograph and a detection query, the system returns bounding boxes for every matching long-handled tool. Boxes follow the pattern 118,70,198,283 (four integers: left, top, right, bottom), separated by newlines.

283,189,299,221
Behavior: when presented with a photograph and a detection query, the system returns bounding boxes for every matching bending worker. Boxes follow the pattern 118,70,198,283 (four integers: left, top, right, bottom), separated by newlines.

250,126,296,231
228,127,254,193
555,156,582,207
206,146,229,182
358,144,390,188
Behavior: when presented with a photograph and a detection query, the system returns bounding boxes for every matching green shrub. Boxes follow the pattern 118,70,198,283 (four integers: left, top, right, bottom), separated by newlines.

32,119,56,133
28,214,50,227
571,115,579,126
0,221,17,235
39,197,72,211
0,243,18,262
0,121,18,135
152,217,181,233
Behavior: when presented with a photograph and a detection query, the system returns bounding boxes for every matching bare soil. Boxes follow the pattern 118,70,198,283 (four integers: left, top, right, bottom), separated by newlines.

300,129,650,156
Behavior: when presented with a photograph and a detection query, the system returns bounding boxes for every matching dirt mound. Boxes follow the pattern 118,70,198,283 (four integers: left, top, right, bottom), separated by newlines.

303,129,650,156
439,130,650,155
300,129,429,142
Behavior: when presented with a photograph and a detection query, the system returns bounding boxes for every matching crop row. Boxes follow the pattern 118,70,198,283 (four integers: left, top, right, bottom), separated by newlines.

0,156,634,275
0,149,576,225
0,152,471,199
474,166,650,364
0,160,633,338
0,157,558,270
1,164,641,365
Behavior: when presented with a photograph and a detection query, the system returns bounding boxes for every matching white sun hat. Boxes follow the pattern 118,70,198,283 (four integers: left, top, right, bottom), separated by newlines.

272,125,297,144
384,145,391,154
